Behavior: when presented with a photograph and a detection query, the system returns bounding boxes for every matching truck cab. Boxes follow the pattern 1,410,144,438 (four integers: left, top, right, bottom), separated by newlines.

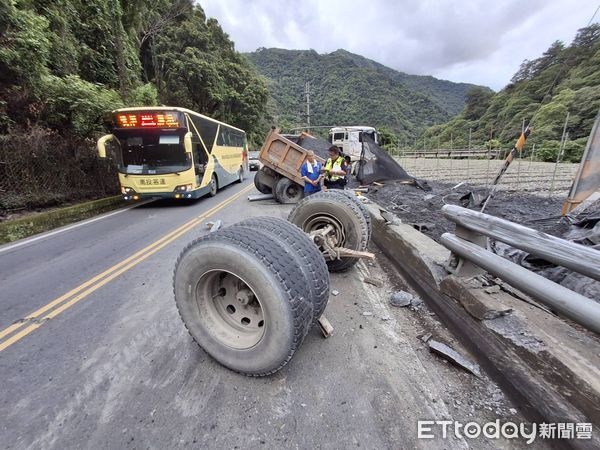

328,126,379,161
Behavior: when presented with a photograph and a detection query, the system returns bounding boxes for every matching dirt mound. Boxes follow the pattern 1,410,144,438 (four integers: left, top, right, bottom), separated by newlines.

367,180,599,300
367,180,567,240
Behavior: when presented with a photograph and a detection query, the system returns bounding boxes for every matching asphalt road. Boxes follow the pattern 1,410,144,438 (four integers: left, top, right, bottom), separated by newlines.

0,175,527,449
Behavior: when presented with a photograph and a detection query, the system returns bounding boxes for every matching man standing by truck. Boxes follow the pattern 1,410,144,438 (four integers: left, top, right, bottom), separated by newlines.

323,146,347,190
300,150,323,195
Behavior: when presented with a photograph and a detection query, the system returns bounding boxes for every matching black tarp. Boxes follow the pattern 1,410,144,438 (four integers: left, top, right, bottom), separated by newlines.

356,134,413,184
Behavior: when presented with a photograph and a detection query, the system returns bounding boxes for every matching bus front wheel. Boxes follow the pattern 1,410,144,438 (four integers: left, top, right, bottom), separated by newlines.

209,174,218,197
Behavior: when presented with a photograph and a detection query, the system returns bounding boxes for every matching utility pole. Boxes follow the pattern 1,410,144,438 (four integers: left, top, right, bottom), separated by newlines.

303,81,311,130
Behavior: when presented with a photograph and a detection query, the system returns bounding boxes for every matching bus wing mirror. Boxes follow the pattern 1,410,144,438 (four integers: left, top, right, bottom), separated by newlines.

97,134,114,158
184,132,193,154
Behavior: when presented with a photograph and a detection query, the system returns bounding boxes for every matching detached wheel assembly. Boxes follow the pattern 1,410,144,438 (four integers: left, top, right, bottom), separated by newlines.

174,196,373,375
174,219,318,376
288,191,370,272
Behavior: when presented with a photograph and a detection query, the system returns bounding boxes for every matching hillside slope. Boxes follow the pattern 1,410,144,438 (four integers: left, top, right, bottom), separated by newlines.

245,48,485,139
421,24,600,162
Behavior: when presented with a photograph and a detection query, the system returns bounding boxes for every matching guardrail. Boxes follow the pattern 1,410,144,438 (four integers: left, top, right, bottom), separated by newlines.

399,149,499,159
440,204,600,334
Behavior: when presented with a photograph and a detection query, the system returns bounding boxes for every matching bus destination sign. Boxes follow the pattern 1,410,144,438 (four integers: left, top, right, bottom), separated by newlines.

115,112,180,128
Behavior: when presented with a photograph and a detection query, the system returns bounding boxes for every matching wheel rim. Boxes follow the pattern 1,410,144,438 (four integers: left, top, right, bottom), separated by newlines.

303,213,346,256
210,176,217,195
195,270,265,349
286,183,301,200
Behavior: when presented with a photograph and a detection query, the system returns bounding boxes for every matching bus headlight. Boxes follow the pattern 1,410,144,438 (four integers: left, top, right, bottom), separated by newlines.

175,184,193,192
121,186,135,194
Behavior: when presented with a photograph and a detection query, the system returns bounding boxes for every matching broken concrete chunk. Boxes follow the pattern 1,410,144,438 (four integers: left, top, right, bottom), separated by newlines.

363,276,384,288
484,285,501,294
331,290,339,296
428,339,481,377
390,290,415,307
209,220,222,233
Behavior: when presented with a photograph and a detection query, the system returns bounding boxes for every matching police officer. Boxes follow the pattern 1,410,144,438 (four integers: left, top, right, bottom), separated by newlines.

323,146,347,190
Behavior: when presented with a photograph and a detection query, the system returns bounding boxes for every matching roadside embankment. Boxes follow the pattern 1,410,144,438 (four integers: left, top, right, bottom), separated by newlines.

366,202,600,449
0,196,126,245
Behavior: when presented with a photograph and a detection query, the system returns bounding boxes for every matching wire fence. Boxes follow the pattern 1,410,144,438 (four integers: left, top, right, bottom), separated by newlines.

392,148,577,196
0,127,119,214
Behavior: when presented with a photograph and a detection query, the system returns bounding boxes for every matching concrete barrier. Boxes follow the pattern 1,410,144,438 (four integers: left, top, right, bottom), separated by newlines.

0,196,125,244
366,202,600,448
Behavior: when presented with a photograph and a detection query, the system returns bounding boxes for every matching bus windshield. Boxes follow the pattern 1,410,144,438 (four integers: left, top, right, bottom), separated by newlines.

115,133,191,175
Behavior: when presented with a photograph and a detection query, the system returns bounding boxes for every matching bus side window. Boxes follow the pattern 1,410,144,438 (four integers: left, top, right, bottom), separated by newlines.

193,117,218,154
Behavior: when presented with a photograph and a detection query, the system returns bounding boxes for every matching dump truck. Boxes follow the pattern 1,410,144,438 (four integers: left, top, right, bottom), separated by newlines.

253,127,325,203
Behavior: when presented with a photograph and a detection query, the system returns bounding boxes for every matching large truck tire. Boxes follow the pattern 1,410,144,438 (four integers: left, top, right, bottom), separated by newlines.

173,225,314,376
254,167,274,194
231,217,329,322
288,191,369,272
330,190,372,240
274,177,304,204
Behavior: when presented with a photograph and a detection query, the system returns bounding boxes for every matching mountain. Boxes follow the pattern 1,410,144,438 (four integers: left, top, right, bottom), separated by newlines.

420,24,600,163
244,48,486,139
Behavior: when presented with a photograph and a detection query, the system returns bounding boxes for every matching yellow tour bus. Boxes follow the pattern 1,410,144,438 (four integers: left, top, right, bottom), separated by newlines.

97,107,248,201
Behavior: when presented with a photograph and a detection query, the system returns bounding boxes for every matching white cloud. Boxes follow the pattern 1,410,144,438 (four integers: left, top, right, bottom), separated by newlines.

200,0,599,90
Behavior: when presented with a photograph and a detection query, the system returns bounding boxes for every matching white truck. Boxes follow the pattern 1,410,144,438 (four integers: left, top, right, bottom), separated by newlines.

329,126,379,161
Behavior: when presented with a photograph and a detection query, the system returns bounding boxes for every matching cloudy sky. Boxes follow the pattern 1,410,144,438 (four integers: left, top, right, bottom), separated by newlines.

201,0,599,90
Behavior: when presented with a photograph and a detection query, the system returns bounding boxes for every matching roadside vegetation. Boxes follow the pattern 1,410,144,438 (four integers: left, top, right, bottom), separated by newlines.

0,0,268,213
418,25,600,162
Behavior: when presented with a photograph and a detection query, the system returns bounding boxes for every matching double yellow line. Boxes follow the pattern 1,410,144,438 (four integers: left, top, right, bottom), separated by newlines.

0,184,253,352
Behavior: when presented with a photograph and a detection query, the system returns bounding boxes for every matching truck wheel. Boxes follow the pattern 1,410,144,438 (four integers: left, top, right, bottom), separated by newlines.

231,217,329,322
329,190,372,240
173,226,314,376
274,177,304,204
254,167,274,194
209,174,218,197
288,191,369,272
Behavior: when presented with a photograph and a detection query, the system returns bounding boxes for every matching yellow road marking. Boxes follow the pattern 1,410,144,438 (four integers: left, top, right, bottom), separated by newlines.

0,185,253,352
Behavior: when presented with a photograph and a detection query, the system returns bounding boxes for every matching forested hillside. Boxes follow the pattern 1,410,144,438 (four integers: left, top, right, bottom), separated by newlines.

245,48,483,139
420,24,600,162
0,0,268,210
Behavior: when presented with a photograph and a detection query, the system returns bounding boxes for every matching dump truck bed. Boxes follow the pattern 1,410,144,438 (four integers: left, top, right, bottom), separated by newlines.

258,128,325,186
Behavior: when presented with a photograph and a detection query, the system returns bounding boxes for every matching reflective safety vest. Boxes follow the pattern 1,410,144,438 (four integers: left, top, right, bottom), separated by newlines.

325,156,345,181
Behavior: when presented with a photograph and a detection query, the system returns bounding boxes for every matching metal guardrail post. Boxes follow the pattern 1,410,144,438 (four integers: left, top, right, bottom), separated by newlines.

441,233,600,334
442,205,600,281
